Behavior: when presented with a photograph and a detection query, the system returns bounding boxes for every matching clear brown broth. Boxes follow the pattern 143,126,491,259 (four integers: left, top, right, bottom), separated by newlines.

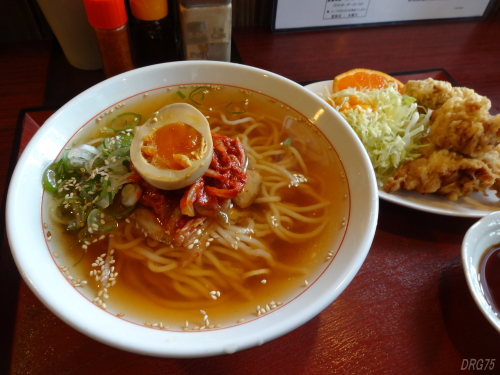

48,85,349,328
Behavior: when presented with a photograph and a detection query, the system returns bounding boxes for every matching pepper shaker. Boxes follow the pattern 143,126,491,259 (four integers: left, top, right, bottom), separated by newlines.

178,0,232,62
83,0,135,78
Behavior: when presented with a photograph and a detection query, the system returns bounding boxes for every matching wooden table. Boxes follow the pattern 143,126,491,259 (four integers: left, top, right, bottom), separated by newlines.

2,8,500,374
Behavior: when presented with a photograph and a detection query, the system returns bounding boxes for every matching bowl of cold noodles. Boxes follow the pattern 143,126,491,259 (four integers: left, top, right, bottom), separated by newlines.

6,61,378,357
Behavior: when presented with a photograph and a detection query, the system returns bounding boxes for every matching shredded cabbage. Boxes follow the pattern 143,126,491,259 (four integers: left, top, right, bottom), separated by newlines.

320,83,432,186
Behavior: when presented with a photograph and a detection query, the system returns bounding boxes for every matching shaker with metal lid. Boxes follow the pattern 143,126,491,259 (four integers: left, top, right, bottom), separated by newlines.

178,0,232,62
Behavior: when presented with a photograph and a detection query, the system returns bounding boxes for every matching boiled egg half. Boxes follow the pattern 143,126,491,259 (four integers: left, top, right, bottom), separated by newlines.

130,103,213,190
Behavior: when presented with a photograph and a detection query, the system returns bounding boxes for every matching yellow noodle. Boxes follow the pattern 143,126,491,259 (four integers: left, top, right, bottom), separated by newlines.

203,251,241,280
242,268,270,280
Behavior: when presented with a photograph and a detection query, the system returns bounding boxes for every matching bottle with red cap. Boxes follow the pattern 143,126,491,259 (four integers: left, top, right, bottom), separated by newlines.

130,0,178,67
83,0,135,77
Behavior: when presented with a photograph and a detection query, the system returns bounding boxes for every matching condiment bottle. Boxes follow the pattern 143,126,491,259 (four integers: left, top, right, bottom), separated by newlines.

83,0,135,77
36,0,103,70
178,0,232,62
130,0,178,66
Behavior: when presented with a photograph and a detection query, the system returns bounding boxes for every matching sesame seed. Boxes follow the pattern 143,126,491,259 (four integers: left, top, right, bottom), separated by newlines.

238,318,245,323
304,280,309,286
261,279,267,284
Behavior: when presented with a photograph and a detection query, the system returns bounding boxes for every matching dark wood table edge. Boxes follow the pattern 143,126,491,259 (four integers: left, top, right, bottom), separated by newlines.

0,106,58,374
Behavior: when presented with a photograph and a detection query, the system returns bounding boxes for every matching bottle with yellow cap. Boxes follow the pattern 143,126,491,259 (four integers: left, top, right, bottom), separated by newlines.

130,0,178,67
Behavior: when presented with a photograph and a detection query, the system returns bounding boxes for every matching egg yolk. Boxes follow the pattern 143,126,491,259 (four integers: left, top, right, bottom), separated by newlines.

141,121,204,170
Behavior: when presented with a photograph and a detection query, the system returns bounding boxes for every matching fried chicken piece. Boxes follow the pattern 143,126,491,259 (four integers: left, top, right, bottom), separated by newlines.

403,78,478,110
383,149,497,200
480,145,500,197
427,95,500,158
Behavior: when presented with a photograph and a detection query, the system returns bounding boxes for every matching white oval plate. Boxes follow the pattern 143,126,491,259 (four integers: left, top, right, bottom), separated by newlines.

305,80,500,218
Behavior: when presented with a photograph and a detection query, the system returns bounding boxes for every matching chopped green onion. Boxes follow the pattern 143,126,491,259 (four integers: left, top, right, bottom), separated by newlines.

87,208,118,232
73,248,86,266
110,204,136,219
42,164,58,193
282,138,292,148
189,86,209,106
176,90,186,99
225,102,247,114
109,112,141,132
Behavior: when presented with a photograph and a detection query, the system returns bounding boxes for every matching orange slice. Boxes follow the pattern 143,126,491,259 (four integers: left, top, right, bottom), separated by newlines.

332,68,403,93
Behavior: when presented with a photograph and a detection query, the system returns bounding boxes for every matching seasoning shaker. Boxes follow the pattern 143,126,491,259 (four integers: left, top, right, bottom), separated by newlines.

83,0,135,77
130,0,178,67
178,0,232,62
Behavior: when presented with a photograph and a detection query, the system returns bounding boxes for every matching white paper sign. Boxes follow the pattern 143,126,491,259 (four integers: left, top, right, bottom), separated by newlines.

274,0,492,31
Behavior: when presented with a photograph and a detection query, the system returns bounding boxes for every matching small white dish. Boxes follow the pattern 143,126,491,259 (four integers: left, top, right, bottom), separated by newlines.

462,211,500,332
7,62,378,357
304,80,500,218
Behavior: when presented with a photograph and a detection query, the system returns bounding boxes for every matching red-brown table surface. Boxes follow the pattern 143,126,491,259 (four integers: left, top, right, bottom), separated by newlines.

2,7,500,374
4,72,500,374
